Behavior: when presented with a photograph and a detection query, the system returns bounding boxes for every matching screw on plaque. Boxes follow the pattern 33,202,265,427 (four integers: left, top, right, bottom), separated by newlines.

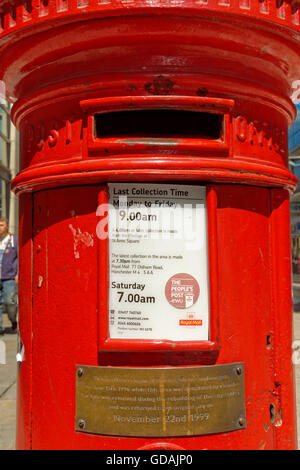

78,419,86,430
77,367,84,378
238,417,245,427
236,367,242,375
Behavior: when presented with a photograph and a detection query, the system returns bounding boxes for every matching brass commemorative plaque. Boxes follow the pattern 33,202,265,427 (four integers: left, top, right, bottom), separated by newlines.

75,363,246,437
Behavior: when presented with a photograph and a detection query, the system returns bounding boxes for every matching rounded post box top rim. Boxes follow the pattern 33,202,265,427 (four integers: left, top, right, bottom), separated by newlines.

0,0,300,39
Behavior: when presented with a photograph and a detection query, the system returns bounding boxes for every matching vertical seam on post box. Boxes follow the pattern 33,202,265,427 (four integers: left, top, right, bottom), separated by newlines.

269,188,296,449
269,188,277,448
29,191,34,449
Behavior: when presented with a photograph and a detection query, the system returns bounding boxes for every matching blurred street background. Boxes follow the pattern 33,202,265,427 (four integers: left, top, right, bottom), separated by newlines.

0,314,17,450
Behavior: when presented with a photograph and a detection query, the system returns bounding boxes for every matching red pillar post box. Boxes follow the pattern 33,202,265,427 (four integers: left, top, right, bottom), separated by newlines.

0,0,298,450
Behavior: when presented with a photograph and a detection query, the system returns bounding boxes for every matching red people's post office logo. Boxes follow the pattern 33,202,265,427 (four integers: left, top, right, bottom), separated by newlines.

165,273,200,309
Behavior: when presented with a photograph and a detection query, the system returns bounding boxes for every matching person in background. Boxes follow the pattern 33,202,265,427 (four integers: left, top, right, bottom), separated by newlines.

0,217,18,335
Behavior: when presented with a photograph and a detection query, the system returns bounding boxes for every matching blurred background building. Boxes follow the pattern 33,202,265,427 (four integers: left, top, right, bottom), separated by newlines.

0,98,18,235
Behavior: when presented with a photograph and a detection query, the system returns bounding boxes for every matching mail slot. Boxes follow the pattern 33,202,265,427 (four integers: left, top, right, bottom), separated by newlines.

0,0,298,450
81,96,233,158
94,109,223,139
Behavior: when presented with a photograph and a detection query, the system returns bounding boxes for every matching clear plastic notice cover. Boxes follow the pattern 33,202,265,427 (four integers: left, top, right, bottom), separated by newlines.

108,183,210,342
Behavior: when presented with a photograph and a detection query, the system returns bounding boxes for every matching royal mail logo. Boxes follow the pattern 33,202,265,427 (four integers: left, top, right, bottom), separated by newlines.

179,319,203,326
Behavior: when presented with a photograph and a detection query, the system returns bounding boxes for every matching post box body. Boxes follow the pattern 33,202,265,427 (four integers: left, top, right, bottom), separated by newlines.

0,0,298,449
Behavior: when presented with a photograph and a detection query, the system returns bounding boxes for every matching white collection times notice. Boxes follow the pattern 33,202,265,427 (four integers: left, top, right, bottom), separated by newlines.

108,183,210,342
